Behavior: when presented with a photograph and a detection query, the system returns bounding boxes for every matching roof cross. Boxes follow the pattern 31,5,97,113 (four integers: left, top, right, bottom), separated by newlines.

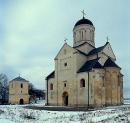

64,38,68,43
81,10,86,18
106,36,110,42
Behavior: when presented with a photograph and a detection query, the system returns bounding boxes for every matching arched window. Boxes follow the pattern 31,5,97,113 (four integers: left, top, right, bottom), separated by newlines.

64,83,66,87
80,79,85,87
50,83,53,90
21,83,23,88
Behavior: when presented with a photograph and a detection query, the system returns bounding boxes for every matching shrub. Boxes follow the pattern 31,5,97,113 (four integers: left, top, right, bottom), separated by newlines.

0,109,4,115
22,112,36,120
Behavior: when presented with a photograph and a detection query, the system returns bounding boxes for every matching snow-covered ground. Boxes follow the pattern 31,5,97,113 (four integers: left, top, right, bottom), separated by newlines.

0,100,130,123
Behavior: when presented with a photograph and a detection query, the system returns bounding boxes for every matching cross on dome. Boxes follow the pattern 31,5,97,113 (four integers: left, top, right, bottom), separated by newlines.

81,10,86,19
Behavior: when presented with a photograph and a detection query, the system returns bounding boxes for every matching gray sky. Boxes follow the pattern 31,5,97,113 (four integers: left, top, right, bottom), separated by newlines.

0,0,129,97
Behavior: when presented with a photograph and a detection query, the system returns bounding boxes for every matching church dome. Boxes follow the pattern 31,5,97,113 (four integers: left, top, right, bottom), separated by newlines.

74,17,93,28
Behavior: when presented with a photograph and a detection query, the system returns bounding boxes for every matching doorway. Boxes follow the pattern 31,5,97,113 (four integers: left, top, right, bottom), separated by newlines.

62,92,68,106
19,99,24,104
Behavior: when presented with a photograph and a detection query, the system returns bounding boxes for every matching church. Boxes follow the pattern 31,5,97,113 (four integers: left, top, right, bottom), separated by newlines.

46,13,123,107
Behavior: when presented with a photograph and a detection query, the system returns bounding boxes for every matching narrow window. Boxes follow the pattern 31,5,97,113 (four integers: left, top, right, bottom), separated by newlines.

82,31,83,40
21,83,23,88
64,62,67,67
80,79,85,87
79,31,81,40
50,83,53,90
118,75,120,86
85,30,86,40
102,76,105,87
64,83,66,87
12,83,13,88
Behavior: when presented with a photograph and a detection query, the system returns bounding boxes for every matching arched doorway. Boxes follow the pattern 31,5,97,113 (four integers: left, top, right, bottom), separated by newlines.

62,92,68,106
19,99,24,104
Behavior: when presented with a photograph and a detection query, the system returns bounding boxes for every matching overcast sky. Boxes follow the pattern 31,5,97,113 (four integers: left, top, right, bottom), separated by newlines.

0,0,129,97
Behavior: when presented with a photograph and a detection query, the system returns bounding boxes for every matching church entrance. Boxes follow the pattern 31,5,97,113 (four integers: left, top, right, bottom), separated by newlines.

62,92,68,106
19,99,24,104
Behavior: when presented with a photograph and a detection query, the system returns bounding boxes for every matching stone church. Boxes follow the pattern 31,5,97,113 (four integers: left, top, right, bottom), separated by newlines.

46,15,123,107
9,76,29,104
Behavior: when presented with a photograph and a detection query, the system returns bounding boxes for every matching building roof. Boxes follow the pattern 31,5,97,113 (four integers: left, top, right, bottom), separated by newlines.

73,42,95,48
74,17,93,28
87,42,109,56
104,58,120,69
11,76,28,82
46,71,55,80
77,49,88,56
77,58,103,73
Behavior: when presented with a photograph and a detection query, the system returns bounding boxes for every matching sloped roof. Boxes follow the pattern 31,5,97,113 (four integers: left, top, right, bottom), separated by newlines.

73,42,95,48
104,58,120,69
11,76,28,82
77,58,103,73
77,49,88,56
87,42,109,56
46,71,55,80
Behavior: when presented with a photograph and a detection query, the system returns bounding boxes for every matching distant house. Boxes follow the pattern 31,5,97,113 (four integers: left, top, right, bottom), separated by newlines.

9,76,29,104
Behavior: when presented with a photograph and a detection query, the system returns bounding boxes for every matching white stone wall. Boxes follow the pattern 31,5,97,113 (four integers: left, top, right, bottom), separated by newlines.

48,78,57,105
54,44,77,106
73,24,95,47
76,52,87,72
89,69,105,106
77,72,89,106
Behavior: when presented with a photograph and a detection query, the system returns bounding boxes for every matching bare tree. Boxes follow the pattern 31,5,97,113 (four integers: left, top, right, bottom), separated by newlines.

0,73,8,104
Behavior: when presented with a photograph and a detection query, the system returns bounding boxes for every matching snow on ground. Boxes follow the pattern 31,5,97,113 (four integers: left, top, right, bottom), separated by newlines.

0,119,14,123
0,100,130,123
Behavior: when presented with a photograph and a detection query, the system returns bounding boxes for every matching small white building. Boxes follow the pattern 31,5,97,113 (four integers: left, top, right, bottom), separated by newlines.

9,76,29,104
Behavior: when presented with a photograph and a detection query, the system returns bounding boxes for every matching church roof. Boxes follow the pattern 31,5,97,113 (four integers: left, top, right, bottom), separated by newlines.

11,76,28,82
77,58,103,73
77,50,88,56
73,42,95,48
74,17,93,28
46,71,55,80
104,58,120,69
87,42,109,56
